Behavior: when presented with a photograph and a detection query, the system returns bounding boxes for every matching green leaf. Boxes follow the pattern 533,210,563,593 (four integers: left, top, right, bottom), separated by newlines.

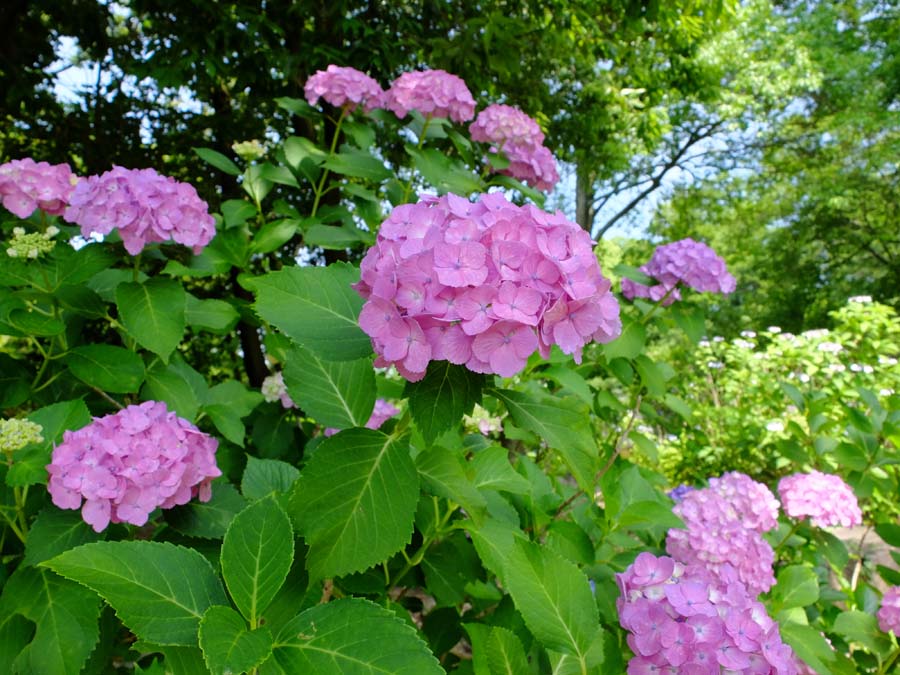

251,218,300,254
142,359,205,421
491,389,598,492
259,163,300,188
221,199,257,229
323,150,391,181
0,353,29,408
415,447,487,519
406,146,484,195
471,446,530,494
250,263,371,361
283,345,375,429
406,361,483,445
834,441,869,471
465,517,528,584
66,344,145,393
546,521,595,566
241,456,300,500
202,380,263,446
44,540,228,646
875,522,900,547
487,626,530,675
199,605,273,675
612,264,654,286
0,567,100,675
779,622,852,675
116,278,187,361
222,497,294,624
503,539,601,661
303,224,363,249
265,598,443,674
670,304,706,343
275,98,317,120
603,317,646,360
185,295,240,334
288,429,418,580
617,500,684,531
543,365,593,404
23,507,102,567
770,565,819,611
833,610,893,659
165,482,249,539
0,613,33,673
7,308,66,336
194,147,241,176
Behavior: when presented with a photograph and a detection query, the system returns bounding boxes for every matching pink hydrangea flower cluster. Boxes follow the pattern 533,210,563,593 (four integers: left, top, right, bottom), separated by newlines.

617,553,798,674
777,471,862,528
304,65,385,113
0,158,78,218
622,238,737,306
877,586,900,635
64,166,216,255
354,192,621,381
468,104,559,191
382,69,476,123
667,475,777,595
324,399,400,436
708,471,780,534
46,401,221,532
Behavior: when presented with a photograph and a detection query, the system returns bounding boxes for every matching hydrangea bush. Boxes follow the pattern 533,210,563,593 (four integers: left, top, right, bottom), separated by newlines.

0,63,898,675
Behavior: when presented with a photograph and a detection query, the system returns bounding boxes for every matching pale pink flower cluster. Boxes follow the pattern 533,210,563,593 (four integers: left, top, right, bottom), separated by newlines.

46,401,221,532
64,166,216,255
622,238,736,306
777,471,862,528
261,371,294,409
667,475,777,595
469,104,559,191
617,553,798,674
708,471,780,534
382,69,476,123
877,586,900,635
354,192,621,381
304,65,385,113
324,399,400,436
0,158,78,218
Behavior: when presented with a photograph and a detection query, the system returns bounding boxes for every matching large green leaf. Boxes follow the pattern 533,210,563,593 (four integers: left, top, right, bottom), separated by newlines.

486,626,530,675
241,457,300,500
283,344,374,428
0,353,29,408
464,517,528,584
0,566,101,675
406,146,484,195
832,610,893,659
23,507,102,566
199,605,273,675
471,446,531,494
116,278,187,361
603,317,646,360
323,150,392,181
415,446,487,520
503,539,601,661
221,497,294,625
406,361,483,445
769,565,819,612
491,389,598,491
0,613,33,673
201,380,263,446
288,429,418,580
250,263,371,361
194,147,241,175
185,294,240,334
142,359,206,421
44,541,228,646
264,599,443,674
165,482,248,539
66,344,145,393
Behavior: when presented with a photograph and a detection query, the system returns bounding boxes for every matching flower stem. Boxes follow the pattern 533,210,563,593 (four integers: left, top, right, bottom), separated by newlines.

311,107,348,218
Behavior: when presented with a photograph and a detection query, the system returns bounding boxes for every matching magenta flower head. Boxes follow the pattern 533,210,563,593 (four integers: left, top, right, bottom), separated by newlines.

622,237,736,305
46,401,221,532
667,485,776,595
304,65,384,113
878,586,900,635
324,398,401,437
708,471,780,534
354,192,621,381
382,69,476,123
469,104,545,147
617,553,798,674
0,158,78,218
501,141,560,192
64,166,216,255
777,470,862,528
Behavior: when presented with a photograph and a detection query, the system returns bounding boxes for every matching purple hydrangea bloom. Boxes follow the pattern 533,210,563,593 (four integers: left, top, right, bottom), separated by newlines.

46,401,221,532
64,166,216,255
354,192,620,381
622,238,736,305
304,65,385,112
617,553,798,674
667,477,777,595
382,70,476,123
708,471,780,534
0,158,78,218
500,141,560,192
469,104,545,147
667,484,695,503
878,586,900,635
777,470,862,528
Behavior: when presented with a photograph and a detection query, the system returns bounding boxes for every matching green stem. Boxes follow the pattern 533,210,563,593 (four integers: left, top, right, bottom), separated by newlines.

774,520,802,555
388,500,457,588
640,285,678,325
878,646,900,675
311,107,349,218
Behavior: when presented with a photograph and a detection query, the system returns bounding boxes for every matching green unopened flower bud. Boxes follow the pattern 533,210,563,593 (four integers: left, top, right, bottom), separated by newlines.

5,227,58,260
0,418,44,454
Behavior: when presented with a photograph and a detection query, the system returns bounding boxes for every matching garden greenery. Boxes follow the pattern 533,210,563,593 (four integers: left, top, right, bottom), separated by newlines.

1,65,899,675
